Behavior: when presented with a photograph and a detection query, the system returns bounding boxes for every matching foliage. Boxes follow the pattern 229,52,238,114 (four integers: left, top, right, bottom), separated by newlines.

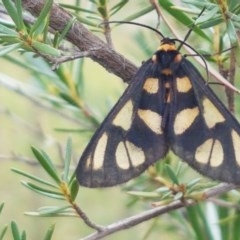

0,0,240,239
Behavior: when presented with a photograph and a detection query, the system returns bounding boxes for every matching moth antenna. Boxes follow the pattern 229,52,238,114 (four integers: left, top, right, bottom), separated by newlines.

99,21,165,39
176,7,206,51
101,15,209,81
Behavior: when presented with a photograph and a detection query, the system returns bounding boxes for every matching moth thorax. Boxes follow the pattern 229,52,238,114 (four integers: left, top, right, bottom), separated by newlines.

158,42,176,51
161,68,172,75
153,50,179,70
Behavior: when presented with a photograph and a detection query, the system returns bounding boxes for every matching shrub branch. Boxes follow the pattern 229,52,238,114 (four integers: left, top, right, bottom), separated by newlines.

21,0,137,83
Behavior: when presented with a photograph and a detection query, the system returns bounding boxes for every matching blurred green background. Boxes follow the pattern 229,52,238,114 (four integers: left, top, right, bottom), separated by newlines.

0,0,240,239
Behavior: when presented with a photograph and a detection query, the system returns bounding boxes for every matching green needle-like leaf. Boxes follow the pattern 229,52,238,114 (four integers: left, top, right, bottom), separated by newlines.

70,179,79,201
164,164,179,185
2,0,24,30
0,203,7,240
109,0,128,17
25,206,75,217
11,168,58,188
31,41,61,56
30,0,53,36
38,206,70,215
158,0,210,41
69,170,76,186
0,43,23,56
31,147,61,184
21,181,62,195
226,20,239,46
0,226,8,240
54,17,76,47
128,191,161,198
186,206,203,240
15,0,25,30
0,203,4,214
44,224,55,240
11,221,21,240
64,138,72,182
231,211,240,239
0,23,18,35
122,6,153,22
21,181,65,200
21,231,26,240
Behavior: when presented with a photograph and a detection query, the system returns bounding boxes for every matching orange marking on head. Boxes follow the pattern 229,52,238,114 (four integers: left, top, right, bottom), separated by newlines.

158,43,176,52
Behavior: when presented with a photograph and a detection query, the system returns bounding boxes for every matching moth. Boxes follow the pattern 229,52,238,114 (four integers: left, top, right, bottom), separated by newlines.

76,34,240,188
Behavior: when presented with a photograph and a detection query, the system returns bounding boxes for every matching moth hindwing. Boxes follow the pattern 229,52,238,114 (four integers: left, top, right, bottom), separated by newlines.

76,39,240,188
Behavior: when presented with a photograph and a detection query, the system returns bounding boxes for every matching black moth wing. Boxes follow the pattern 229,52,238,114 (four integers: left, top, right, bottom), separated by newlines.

168,58,240,184
77,59,168,187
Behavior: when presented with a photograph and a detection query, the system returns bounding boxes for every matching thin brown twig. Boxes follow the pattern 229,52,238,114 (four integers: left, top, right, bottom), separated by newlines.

61,183,104,231
225,48,236,113
208,198,240,210
102,21,114,49
50,47,101,70
79,183,237,240
72,203,104,232
149,0,161,28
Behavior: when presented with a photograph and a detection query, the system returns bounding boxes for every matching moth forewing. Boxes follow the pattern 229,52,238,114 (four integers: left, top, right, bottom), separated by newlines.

77,38,240,188
169,58,240,184
77,60,168,187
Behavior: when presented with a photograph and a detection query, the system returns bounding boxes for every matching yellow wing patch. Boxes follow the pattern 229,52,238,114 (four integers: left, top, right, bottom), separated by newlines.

86,133,108,170
195,138,224,167
143,77,159,94
174,107,199,135
202,98,225,128
113,100,133,131
176,77,192,93
115,141,145,169
137,109,163,134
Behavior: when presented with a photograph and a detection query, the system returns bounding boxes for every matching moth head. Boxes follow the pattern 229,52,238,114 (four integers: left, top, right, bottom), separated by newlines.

152,40,182,71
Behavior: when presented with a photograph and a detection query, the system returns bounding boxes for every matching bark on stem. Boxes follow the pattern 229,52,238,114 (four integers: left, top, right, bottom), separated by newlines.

21,0,137,83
